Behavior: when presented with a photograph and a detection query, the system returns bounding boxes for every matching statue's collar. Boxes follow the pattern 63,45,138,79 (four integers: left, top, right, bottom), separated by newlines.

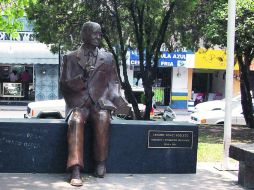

78,44,98,57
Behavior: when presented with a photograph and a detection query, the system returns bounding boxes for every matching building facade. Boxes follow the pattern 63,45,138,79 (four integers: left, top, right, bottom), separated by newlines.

0,17,59,102
128,49,195,109
128,48,241,109
1,18,245,107
191,48,240,102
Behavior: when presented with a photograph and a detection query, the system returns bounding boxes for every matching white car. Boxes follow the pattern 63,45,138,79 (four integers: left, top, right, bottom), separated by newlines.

25,99,66,119
25,87,146,119
193,93,245,113
190,103,253,125
25,98,146,119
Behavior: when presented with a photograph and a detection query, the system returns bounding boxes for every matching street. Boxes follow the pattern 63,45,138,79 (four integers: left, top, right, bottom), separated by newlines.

0,110,26,118
0,106,27,118
174,114,190,122
0,108,191,121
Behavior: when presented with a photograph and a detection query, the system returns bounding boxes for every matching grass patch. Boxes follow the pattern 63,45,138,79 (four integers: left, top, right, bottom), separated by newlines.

197,124,254,162
198,143,223,162
198,125,224,162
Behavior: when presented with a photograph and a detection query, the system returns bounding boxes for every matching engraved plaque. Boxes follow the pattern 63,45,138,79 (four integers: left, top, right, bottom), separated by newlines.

148,130,193,148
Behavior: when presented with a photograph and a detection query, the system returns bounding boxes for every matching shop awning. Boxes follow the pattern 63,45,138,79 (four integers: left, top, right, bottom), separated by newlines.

0,42,59,65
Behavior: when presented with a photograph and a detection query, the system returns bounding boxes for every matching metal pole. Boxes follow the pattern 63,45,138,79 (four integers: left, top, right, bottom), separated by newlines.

223,0,236,170
58,43,62,99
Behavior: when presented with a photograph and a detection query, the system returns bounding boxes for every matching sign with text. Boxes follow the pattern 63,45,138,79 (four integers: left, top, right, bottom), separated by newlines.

129,50,194,68
0,32,35,42
159,51,188,67
148,130,193,148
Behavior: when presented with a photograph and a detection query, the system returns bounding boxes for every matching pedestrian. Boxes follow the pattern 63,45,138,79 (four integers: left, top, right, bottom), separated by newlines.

9,70,18,82
21,70,30,99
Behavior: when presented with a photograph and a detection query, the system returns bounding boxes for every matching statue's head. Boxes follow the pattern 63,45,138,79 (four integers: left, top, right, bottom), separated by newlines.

81,22,102,48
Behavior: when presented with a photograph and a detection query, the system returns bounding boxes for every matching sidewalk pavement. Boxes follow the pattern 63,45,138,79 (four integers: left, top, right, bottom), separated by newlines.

0,163,243,190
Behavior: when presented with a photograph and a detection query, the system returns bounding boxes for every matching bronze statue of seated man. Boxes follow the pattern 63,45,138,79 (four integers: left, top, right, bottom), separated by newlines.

59,21,128,186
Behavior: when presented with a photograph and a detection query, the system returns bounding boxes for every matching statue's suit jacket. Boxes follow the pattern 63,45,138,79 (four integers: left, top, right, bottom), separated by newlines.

59,46,128,118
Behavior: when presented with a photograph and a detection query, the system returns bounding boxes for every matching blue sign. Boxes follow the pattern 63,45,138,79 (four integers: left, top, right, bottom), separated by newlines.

129,50,193,67
159,51,187,67
129,50,145,65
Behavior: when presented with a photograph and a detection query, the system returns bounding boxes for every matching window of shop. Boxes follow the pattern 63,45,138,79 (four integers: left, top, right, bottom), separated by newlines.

0,65,34,101
132,66,172,106
0,66,10,82
192,69,220,103
192,72,212,93
154,67,172,106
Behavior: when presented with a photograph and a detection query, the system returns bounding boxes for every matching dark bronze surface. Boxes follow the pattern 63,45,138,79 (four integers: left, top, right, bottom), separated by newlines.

59,22,128,184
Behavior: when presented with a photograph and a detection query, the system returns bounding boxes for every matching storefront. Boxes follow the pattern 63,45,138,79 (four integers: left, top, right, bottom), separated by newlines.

0,64,34,100
128,50,195,108
127,47,243,109
191,48,240,104
0,37,59,102
132,65,172,106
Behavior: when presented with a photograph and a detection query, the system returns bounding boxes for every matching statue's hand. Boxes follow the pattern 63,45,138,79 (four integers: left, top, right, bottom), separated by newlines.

60,74,86,92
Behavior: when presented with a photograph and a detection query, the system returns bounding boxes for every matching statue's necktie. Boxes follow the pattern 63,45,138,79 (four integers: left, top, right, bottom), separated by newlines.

86,52,96,75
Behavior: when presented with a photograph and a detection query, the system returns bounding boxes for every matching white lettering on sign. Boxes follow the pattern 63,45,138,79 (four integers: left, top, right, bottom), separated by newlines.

173,54,186,59
130,60,140,65
161,53,171,59
160,61,174,66
0,32,35,42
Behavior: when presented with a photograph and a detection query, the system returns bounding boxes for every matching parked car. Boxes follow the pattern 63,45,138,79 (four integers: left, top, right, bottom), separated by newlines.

190,103,254,125
24,87,146,119
25,99,66,119
193,93,253,113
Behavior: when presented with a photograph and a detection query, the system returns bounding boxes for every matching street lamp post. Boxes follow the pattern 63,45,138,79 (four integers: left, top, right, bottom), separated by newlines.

223,0,236,170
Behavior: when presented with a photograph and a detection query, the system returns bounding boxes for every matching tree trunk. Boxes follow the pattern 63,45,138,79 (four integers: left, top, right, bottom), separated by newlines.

122,82,142,120
237,55,254,128
103,31,142,120
142,69,154,120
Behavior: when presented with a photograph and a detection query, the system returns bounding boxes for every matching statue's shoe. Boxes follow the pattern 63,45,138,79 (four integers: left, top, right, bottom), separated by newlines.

70,178,83,186
94,162,106,178
69,165,83,186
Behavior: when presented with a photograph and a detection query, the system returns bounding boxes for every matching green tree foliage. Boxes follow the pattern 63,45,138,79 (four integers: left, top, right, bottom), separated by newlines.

26,0,197,120
0,0,32,38
185,0,254,128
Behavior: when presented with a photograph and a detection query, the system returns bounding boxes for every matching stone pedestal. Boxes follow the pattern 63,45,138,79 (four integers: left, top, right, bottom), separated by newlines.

229,143,254,189
239,161,254,188
0,119,198,174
